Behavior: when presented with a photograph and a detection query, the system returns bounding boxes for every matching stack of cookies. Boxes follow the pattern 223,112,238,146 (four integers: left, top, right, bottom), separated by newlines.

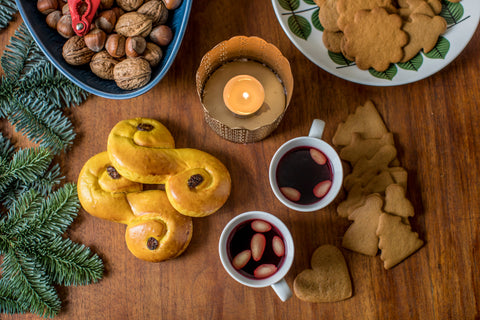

316,0,455,71
333,100,423,269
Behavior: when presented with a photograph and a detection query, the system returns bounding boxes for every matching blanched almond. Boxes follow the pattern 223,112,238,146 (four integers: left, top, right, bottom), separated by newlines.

251,220,272,233
310,148,327,165
313,180,332,199
254,264,277,279
280,187,301,202
232,250,251,269
251,233,266,261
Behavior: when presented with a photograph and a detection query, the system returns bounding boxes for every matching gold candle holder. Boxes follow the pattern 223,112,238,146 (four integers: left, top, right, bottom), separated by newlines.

196,36,294,143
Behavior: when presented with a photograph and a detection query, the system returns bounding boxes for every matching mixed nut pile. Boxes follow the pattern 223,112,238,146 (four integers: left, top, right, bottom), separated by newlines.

37,0,181,90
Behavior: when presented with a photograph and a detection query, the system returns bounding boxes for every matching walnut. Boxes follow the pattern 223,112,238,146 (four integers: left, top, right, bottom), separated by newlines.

90,51,119,80
137,0,168,26
142,42,163,67
116,0,144,12
115,12,152,37
62,36,95,65
113,57,151,90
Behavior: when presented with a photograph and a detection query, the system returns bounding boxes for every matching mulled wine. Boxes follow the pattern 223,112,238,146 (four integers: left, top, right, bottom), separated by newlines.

276,146,333,205
227,219,286,279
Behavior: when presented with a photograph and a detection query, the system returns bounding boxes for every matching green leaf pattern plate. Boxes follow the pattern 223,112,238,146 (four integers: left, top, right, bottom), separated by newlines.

271,0,480,86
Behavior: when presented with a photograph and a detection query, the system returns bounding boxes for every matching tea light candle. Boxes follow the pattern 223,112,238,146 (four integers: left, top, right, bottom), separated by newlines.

201,60,286,131
223,75,265,116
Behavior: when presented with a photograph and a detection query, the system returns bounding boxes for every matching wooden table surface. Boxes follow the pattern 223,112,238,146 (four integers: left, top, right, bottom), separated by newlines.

2,1,480,319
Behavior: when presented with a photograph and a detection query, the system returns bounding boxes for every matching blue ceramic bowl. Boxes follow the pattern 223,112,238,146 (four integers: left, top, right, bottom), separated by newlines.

16,0,192,100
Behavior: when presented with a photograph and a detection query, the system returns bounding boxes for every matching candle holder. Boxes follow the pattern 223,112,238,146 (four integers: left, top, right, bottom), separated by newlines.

196,36,294,143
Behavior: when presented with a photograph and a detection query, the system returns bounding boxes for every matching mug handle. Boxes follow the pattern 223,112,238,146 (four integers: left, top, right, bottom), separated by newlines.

271,278,293,302
308,119,325,139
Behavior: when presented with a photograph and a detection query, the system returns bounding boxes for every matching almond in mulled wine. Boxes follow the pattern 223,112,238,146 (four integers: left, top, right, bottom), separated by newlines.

276,146,333,205
227,219,286,279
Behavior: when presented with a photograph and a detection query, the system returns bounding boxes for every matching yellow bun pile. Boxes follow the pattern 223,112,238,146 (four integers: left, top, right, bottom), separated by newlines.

107,118,231,217
77,118,231,262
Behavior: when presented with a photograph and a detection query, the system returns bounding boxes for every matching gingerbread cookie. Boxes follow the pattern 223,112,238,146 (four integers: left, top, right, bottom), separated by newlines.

340,132,395,164
336,0,397,31
376,213,423,269
319,0,341,32
342,7,408,71
294,245,352,302
343,144,397,190
401,13,447,62
322,30,344,53
398,0,436,19
342,194,383,256
332,100,388,146
384,184,414,218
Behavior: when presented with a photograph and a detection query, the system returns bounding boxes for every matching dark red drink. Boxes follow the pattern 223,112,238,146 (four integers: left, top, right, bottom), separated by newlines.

227,219,286,279
276,146,333,205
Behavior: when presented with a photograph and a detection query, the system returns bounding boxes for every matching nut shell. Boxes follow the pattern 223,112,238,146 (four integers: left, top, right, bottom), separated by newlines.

116,0,144,11
149,25,173,47
84,29,107,52
125,36,147,57
164,0,182,10
37,0,58,15
46,10,62,29
62,36,95,65
113,57,151,90
90,51,119,80
57,15,75,39
137,0,168,26
95,10,117,34
142,42,163,67
115,12,152,38
106,34,126,58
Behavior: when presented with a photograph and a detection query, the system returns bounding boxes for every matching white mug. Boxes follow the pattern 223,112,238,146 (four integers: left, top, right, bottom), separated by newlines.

269,119,343,212
218,211,295,301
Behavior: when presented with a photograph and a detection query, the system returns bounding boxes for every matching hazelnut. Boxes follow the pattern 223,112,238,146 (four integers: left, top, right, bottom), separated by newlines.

149,25,173,47
57,15,75,38
142,42,162,67
113,57,151,90
37,0,58,15
90,51,119,80
100,0,114,9
137,0,168,26
111,7,125,19
46,10,62,29
105,34,126,58
125,36,147,57
95,10,117,33
61,3,70,15
115,12,152,38
116,0,144,12
62,36,95,65
84,29,107,52
163,0,182,10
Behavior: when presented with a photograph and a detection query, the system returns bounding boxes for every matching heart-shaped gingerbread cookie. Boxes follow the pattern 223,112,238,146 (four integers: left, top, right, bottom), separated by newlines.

293,245,352,303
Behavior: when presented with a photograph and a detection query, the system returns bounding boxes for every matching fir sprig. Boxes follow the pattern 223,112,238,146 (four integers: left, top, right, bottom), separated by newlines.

0,23,89,155
0,0,17,30
0,136,104,318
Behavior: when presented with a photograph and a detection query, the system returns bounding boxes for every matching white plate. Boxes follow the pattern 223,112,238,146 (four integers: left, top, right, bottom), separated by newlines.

272,0,480,86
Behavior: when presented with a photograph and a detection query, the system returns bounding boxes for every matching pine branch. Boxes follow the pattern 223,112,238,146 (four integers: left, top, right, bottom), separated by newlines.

0,147,52,185
0,132,15,160
17,63,89,109
33,237,104,286
1,23,47,82
25,183,79,238
0,0,17,31
2,249,61,318
0,189,42,237
7,97,76,154
0,277,28,315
